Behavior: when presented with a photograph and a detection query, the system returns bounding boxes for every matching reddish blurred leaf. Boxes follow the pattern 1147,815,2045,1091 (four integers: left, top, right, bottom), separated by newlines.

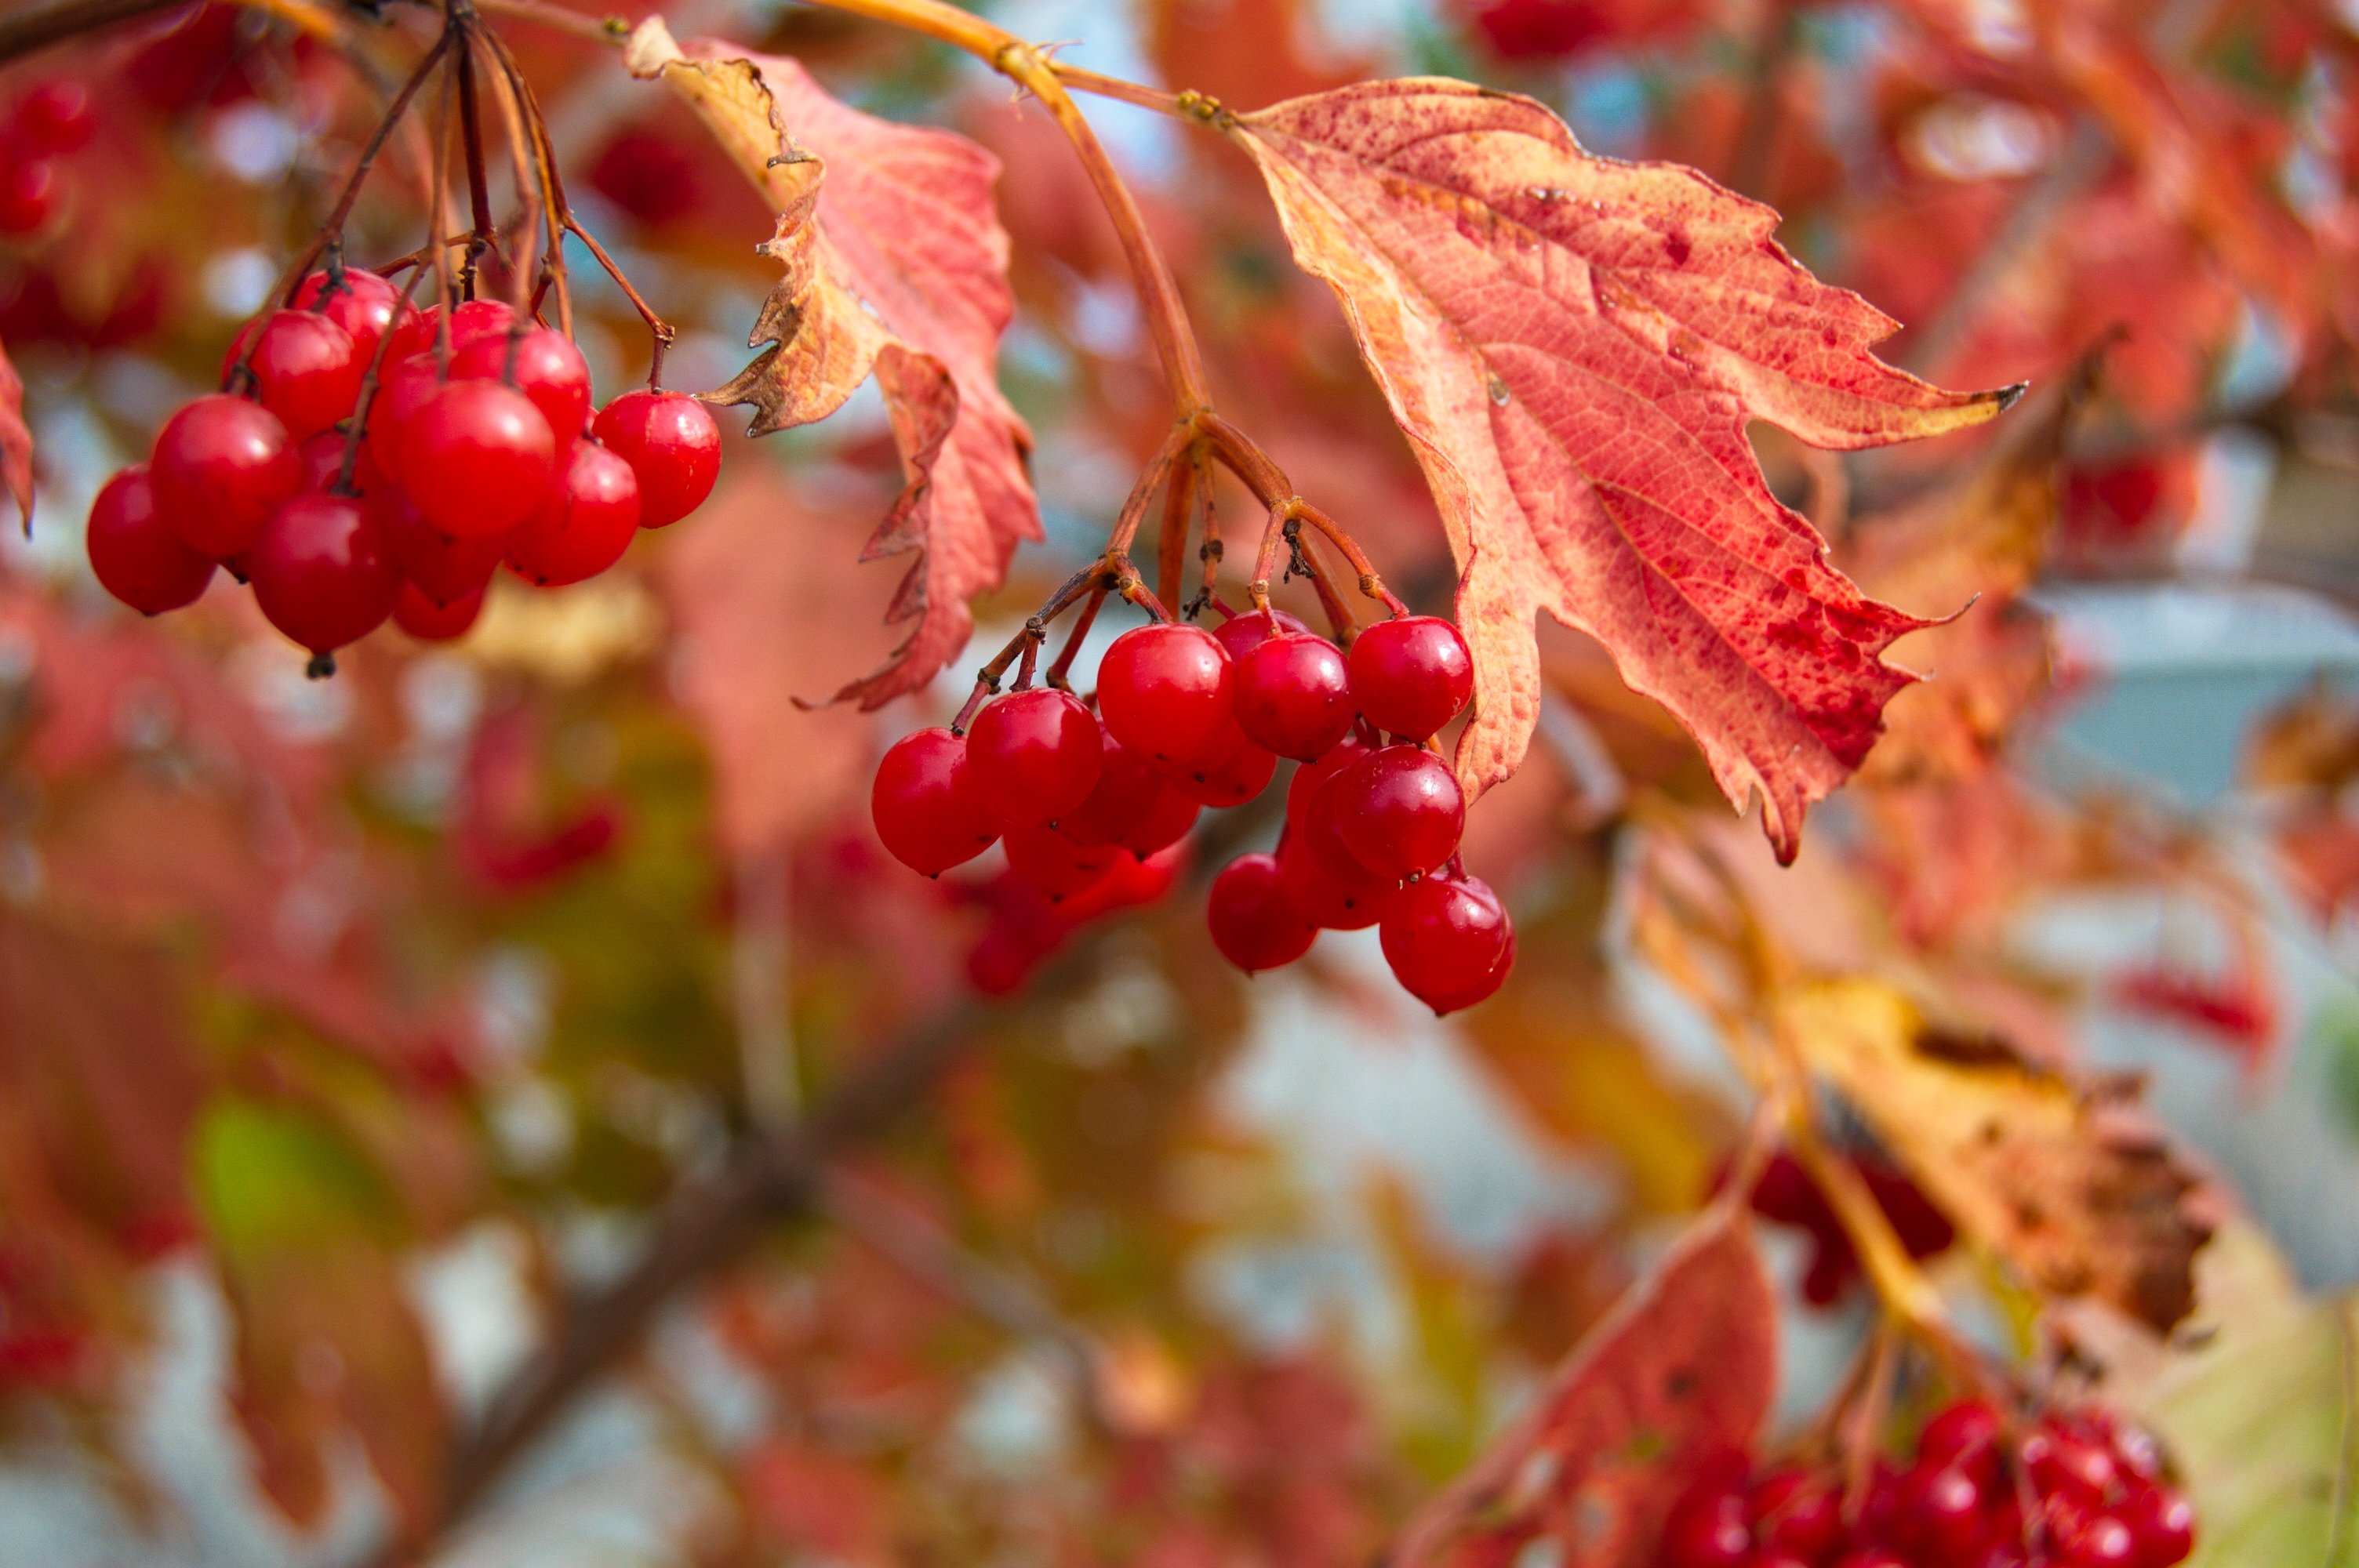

658,469,889,855
627,19,1041,710
1224,80,2014,861
1394,1207,1773,1568
0,330,27,533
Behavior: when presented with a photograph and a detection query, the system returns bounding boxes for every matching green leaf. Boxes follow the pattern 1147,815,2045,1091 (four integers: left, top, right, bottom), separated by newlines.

195,1100,398,1254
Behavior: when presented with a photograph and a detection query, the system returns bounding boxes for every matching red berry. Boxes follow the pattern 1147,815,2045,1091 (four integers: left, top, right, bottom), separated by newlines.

150,393,300,558
1098,622,1233,766
1171,739,1278,809
1830,1555,1912,1568
1334,745,1466,879
2121,1483,2193,1566
591,389,722,528
1661,1486,1753,1568
248,492,401,654
1749,1468,1843,1563
1208,853,1317,973
1234,632,1355,761
2033,1434,2120,1504
85,464,215,614
1350,615,1473,739
1920,1400,2003,1471
1288,735,1375,826
399,379,558,539
1276,833,1390,931
1423,919,1515,1014
294,269,403,359
296,430,365,493
966,688,1103,828
451,326,594,444
392,580,483,641
12,80,96,156
386,302,439,363
1003,818,1121,898
871,727,996,876
1114,784,1199,859
0,159,58,236
383,491,504,606
365,353,440,474
446,298,515,351
1057,732,1164,847
1213,605,1309,662
1899,1463,1986,1567
2061,1512,2139,1567
249,310,364,441
504,441,641,586
1379,874,1511,1014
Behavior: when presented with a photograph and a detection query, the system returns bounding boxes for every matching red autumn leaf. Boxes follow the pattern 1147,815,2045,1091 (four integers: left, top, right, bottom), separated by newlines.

626,19,1041,710
1222,80,2016,861
1392,1207,1774,1568
0,329,30,534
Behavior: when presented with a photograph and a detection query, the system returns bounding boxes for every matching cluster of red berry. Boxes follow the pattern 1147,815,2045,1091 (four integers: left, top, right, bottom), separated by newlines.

0,78,94,239
1744,1151,1957,1306
872,605,1514,1012
85,267,722,662
1661,1399,2195,1568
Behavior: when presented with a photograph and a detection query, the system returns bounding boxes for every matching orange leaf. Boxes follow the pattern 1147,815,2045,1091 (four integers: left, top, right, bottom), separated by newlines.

1394,1207,1773,1568
0,330,30,534
1223,80,2016,860
627,19,1041,710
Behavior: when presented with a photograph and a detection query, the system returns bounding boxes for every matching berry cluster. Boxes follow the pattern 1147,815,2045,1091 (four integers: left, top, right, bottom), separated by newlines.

1745,1152,1956,1307
85,268,722,663
872,605,1514,1012
1660,1399,2195,1568
0,78,94,240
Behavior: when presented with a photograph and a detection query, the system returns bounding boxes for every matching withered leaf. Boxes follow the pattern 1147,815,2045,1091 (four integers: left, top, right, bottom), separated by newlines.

1223,79,2015,861
1778,978,2216,1333
627,19,1040,709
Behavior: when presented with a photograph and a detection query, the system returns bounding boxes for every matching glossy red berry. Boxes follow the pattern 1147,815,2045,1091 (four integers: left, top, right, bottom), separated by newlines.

1057,732,1164,847
2064,1512,2140,1567
966,688,1104,829
1920,1400,2003,1471
248,492,401,654
2121,1483,2194,1566
12,80,96,155
1335,745,1466,880
1234,632,1355,761
392,580,483,641
1172,739,1277,809
451,326,594,444
383,492,504,606
1379,874,1511,1014
2032,1433,2121,1504
1098,622,1233,766
1209,853,1317,973
249,310,365,441
1114,785,1200,859
446,298,515,351
293,268,402,361
871,727,997,876
1350,615,1474,739
385,302,439,363
1829,1555,1912,1568
1275,834,1390,931
1288,735,1375,826
1661,1486,1753,1568
1898,1463,1985,1566
1003,818,1121,898
1212,606,1309,662
1749,1469,1843,1563
86,464,215,614
592,389,722,528
365,353,439,474
504,441,641,586
150,393,300,558
0,159,59,236
399,379,558,539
